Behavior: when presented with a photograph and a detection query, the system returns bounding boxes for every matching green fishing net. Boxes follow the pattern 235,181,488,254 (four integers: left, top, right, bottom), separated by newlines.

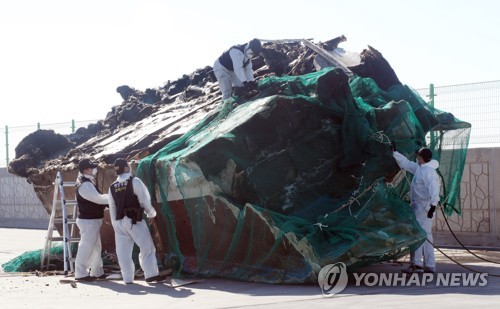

133,68,470,283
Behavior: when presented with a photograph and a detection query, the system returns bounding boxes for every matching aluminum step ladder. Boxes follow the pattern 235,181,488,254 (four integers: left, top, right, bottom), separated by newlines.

40,171,80,274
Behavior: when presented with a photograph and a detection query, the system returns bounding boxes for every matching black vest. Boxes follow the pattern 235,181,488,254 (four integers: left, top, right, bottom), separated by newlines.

218,44,251,71
76,176,106,219
109,176,142,223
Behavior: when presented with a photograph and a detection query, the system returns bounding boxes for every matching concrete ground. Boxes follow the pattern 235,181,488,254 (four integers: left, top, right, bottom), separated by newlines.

1,227,499,308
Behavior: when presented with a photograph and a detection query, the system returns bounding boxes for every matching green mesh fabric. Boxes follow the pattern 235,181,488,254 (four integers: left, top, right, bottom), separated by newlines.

134,68,470,283
1,245,65,272
350,76,470,215
2,244,126,273
3,68,470,278
3,69,470,279
5,68,469,279
131,69,470,283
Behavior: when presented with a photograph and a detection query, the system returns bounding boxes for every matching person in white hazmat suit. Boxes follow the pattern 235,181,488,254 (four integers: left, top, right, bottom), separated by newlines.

107,158,165,284
213,38,262,100
392,146,440,273
75,159,109,281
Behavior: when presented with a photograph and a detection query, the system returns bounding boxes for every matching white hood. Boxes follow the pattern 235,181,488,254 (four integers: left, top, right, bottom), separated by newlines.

422,159,439,170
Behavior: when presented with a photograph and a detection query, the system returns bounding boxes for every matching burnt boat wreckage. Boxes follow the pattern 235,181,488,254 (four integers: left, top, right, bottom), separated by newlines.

8,38,470,283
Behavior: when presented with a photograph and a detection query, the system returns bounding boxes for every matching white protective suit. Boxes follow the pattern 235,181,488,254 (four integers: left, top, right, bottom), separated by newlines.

107,172,159,284
213,44,255,100
393,151,440,271
75,173,109,279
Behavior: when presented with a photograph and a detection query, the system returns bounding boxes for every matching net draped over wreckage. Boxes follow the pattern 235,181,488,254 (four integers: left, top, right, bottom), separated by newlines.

3,40,470,283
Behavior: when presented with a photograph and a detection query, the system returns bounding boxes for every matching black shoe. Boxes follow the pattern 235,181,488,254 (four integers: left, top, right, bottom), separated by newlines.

75,275,96,282
95,274,108,280
424,267,436,273
145,274,167,283
402,265,424,274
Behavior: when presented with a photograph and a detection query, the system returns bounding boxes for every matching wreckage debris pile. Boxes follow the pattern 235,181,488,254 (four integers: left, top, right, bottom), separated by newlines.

6,40,470,284
7,42,405,176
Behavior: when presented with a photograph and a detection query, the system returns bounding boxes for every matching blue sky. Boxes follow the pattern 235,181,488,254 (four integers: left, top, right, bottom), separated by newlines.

1,0,499,128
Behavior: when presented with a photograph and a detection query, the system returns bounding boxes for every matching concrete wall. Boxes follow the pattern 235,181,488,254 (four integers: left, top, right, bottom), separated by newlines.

434,147,500,248
0,168,48,229
1,148,499,248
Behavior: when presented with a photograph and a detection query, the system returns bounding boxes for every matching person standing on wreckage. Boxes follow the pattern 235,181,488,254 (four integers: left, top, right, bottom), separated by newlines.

391,143,440,274
74,159,109,281
213,38,262,101
107,158,166,284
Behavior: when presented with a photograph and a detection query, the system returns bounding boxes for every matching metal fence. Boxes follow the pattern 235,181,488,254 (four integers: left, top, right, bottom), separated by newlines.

415,80,500,147
1,80,499,167
0,120,98,168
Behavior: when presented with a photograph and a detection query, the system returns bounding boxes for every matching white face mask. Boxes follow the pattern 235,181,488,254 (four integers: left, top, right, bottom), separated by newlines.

245,48,255,59
92,168,97,176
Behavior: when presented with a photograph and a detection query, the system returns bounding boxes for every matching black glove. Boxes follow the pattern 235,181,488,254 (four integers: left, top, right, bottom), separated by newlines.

243,80,257,91
390,141,396,152
233,86,246,97
427,205,436,218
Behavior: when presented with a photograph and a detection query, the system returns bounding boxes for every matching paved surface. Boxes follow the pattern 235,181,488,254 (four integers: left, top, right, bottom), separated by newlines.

1,228,499,308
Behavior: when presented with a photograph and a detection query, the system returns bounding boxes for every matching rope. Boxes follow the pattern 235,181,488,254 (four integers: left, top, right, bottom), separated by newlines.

334,181,378,213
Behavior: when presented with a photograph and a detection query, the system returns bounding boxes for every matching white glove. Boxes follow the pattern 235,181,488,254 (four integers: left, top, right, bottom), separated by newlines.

146,208,157,219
